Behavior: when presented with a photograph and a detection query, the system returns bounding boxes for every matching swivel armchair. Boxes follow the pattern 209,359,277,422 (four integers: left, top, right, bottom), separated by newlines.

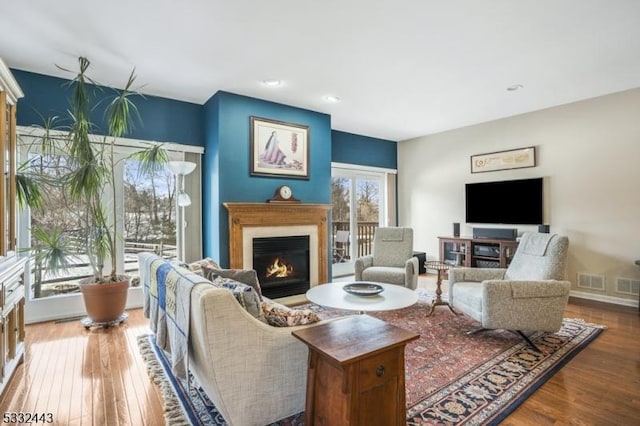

449,232,571,351
354,227,419,290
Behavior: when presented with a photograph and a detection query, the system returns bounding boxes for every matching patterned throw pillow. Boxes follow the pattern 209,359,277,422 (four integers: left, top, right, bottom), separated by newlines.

187,258,221,276
210,276,266,323
261,301,321,327
203,266,263,299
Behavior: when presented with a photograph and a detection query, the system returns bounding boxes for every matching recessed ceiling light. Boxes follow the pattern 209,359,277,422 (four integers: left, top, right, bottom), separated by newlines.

324,95,341,103
262,79,281,87
507,84,524,91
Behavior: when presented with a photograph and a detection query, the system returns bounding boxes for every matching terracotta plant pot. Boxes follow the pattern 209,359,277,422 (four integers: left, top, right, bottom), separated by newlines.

79,276,129,323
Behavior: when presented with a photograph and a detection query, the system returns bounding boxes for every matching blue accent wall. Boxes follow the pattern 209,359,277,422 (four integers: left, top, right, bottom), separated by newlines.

12,69,204,146
203,91,332,267
202,94,221,261
331,130,397,169
13,67,398,267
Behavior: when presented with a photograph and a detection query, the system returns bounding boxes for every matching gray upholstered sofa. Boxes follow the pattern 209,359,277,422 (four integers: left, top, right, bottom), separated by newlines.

354,227,419,289
138,252,336,426
449,232,571,349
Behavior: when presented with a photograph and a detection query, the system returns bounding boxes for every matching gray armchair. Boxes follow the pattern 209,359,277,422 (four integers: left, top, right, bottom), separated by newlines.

354,227,419,290
449,232,571,351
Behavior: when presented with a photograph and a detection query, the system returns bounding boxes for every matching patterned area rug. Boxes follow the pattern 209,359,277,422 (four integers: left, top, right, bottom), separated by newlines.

137,290,605,425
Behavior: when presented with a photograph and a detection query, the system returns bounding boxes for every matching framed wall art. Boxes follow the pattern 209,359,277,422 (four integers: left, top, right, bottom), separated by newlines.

250,116,310,179
471,146,536,173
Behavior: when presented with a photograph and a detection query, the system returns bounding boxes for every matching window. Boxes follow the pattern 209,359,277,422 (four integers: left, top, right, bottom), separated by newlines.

17,128,203,305
27,151,92,298
123,157,178,275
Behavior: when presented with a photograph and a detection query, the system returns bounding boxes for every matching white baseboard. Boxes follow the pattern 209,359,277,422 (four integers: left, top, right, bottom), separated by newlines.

570,290,639,308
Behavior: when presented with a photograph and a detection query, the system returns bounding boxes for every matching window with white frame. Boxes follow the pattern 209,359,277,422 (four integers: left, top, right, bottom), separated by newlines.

17,127,203,301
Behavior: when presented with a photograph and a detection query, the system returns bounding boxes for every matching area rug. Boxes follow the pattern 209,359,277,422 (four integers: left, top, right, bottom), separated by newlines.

137,290,605,425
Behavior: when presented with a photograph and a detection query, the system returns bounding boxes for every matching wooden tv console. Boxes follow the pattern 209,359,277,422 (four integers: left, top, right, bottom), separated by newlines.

438,236,519,269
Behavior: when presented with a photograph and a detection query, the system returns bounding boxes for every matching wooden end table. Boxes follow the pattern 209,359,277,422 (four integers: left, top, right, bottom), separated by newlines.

292,315,419,426
424,260,459,317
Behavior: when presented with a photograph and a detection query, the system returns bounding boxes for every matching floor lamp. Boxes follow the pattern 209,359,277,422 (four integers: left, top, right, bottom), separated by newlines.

166,160,197,261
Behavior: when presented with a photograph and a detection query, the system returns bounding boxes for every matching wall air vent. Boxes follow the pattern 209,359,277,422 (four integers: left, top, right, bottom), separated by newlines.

615,277,640,296
577,273,605,291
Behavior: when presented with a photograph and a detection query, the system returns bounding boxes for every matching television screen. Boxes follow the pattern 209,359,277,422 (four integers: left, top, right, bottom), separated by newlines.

465,177,543,225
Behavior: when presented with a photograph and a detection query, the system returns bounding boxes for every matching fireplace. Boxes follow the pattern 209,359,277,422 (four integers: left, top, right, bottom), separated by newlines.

253,235,310,299
224,202,331,294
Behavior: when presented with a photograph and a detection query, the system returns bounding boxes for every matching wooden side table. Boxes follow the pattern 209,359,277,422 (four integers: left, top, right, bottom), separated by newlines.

292,315,419,426
424,260,459,317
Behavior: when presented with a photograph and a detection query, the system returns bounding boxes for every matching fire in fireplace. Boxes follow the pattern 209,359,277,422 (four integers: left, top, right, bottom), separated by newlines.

266,258,294,278
253,235,310,299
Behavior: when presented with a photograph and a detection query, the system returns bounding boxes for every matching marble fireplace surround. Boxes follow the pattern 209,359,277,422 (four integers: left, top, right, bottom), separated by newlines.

223,202,331,286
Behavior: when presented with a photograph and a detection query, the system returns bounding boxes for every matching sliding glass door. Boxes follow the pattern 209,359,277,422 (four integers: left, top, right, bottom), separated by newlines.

331,167,387,277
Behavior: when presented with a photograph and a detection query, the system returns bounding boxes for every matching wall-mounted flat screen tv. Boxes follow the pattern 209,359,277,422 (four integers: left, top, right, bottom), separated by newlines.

465,177,543,225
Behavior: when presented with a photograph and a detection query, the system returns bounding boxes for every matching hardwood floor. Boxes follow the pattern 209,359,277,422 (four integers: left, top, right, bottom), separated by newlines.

0,280,638,425
0,310,164,426
503,298,640,426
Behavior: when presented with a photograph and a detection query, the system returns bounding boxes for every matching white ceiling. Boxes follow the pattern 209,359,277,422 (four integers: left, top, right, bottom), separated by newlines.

2,0,640,141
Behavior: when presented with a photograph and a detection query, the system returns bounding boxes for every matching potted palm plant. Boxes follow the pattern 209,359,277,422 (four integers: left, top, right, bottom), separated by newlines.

18,57,169,326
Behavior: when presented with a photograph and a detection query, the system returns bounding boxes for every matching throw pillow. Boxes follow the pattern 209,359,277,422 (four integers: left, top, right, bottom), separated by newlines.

210,276,267,323
203,266,263,299
186,258,221,276
261,301,321,327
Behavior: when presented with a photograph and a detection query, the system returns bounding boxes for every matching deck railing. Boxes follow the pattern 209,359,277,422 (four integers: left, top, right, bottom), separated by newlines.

332,221,378,262
30,241,177,298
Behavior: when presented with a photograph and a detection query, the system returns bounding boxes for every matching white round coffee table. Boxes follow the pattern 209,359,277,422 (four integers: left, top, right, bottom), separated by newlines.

306,281,418,313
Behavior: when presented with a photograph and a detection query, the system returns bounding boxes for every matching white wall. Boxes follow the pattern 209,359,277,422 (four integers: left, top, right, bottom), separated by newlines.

398,88,640,306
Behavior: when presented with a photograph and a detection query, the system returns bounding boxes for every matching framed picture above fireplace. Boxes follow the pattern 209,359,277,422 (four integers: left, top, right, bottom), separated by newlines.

250,116,310,179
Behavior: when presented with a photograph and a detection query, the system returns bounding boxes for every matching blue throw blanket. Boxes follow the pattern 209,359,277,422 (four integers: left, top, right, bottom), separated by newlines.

138,252,210,379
